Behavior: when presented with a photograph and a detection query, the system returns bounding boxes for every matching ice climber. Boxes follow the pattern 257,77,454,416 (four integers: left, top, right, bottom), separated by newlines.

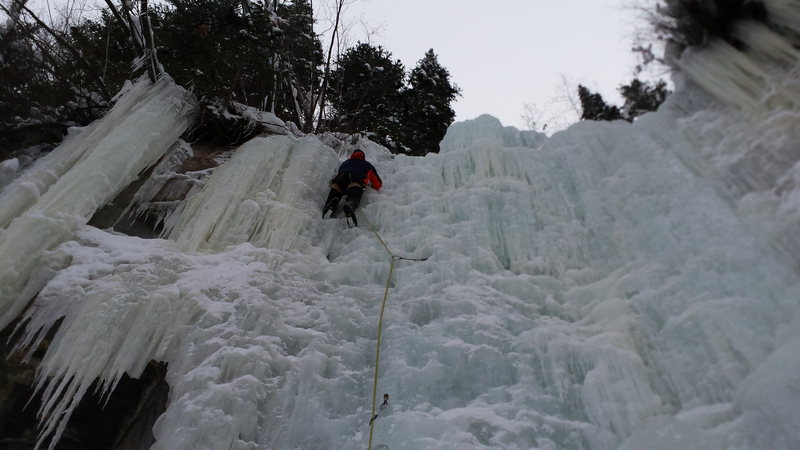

322,150,382,226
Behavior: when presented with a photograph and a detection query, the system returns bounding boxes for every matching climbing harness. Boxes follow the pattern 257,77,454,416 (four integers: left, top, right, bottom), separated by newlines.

359,208,427,450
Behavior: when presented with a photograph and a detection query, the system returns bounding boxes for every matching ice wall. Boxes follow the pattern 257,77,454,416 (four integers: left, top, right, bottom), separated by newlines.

439,114,546,153
0,78,196,329
13,100,800,450
4,4,800,449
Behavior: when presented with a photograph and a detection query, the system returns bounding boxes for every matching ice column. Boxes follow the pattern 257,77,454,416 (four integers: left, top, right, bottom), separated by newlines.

165,135,339,254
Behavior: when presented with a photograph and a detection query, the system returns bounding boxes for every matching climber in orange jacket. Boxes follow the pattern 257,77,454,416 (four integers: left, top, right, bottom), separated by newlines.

322,150,382,226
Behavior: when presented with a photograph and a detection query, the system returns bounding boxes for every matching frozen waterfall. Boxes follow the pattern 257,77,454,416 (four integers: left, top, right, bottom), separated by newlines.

2,13,800,450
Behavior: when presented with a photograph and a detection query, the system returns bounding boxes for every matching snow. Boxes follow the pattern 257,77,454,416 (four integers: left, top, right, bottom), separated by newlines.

3,17,800,450
235,103,290,135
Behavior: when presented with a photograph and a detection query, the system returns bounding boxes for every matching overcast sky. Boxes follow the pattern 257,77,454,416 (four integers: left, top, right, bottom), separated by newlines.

322,0,660,131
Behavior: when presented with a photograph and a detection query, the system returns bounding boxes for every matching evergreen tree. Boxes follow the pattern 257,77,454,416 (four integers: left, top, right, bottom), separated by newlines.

154,0,281,107
578,79,670,123
619,78,670,118
0,1,458,155
400,49,460,155
68,11,135,100
0,10,124,159
328,43,405,148
578,85,623,121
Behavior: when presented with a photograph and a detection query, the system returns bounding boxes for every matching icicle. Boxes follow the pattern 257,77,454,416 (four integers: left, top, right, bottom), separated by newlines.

165,135,339,254
6,12,800,449
0,78,196,329
764,0,800,43
677,10,800,113
734,22,800,67
15,229,209,450
678,41,769,110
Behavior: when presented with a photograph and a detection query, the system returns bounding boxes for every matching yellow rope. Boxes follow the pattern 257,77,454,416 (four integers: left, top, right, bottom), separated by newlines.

358,208,427,450
359,209,393,258
359,208,396,450
367,255,395,450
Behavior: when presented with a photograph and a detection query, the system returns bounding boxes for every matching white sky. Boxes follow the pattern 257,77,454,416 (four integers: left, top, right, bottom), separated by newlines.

324,0,658,131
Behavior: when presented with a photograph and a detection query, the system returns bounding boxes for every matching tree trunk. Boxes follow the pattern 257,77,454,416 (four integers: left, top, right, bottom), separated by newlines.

120,0,145,55
139,0,161,83
314,0,344,133
102,0,141,60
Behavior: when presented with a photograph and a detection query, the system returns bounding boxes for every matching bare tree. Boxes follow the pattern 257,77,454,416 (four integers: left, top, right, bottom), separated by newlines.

520,102,548,133
102,0,143,58
555,74,582,118
356,13,385,46
519,75,584,135
313,0,346,132
95,0,159,83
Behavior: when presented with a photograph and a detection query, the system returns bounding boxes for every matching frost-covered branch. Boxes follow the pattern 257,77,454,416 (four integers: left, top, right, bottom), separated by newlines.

289,82,305,129
240,0,252,15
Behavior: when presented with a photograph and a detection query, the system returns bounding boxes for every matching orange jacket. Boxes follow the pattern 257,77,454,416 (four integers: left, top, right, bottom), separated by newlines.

337,150,383,190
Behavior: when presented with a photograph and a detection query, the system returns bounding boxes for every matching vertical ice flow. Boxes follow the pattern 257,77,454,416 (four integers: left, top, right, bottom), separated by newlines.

164,136,339,255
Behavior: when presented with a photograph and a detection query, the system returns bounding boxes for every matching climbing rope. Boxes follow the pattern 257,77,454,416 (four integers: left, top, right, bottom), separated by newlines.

359,209,428,263
358,208,426,450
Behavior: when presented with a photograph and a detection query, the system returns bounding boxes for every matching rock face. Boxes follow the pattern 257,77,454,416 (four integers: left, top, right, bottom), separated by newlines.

88,141,233,239
1,321,169,450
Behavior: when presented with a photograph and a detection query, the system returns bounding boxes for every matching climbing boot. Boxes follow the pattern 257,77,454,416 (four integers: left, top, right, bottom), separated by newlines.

322,193,341,219
342,203,358,227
